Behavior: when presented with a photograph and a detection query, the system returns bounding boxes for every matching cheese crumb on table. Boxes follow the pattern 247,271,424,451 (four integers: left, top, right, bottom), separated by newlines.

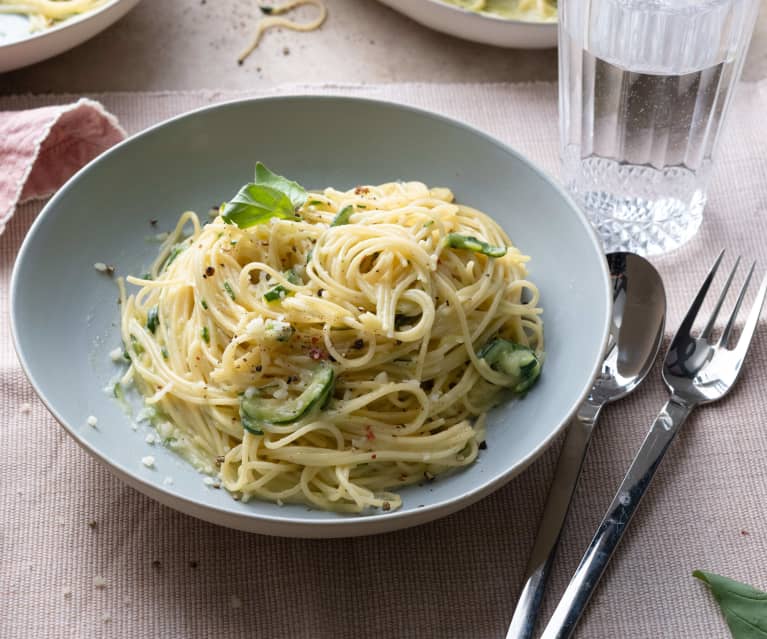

93,576,106,588
145,434,156,445
141,456,155,468
163,476,174,485
86,415,98,427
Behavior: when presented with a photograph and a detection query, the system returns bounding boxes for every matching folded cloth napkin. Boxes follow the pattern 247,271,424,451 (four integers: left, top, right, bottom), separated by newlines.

0,97,125,235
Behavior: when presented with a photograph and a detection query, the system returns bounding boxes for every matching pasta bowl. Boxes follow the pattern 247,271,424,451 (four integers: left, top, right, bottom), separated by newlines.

11,96,610,538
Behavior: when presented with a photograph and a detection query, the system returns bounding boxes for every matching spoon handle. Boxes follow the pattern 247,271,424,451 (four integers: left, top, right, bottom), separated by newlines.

539,397,694,639
506,404,600,639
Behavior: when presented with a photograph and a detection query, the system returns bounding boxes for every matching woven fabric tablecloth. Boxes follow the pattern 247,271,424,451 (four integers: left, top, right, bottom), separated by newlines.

2,83,767,639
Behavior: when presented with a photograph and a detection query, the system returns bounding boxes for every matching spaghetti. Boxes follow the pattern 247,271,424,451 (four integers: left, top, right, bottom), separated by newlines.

118,165,544,513
238,0,327,64
443,0,557,22
0,0,106,31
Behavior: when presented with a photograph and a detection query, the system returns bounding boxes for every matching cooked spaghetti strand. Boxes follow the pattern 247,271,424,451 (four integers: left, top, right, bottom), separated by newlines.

119,179,544,512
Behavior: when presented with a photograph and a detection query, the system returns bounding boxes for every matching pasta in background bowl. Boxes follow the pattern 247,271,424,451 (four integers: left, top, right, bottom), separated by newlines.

439,0,557,23
377,0,557,48
11,96,610,537
0,0,141,72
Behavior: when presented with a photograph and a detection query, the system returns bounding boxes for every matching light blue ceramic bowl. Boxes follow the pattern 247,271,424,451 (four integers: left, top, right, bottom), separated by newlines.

11,96,610,538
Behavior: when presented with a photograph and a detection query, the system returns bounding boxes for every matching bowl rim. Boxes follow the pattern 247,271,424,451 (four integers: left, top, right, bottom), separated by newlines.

10,94,611,535
423,0,557,28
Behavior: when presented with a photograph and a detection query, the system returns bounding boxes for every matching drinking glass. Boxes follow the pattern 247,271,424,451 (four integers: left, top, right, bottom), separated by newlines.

559,0,761,255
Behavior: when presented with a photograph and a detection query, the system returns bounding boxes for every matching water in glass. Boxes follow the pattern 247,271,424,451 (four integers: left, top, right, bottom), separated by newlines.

560,0,760,255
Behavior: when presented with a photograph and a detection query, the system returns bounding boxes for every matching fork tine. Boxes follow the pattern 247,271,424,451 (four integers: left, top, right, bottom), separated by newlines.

718,261,755,347
675,249,725,339
729,268,767,359
701,256,741,340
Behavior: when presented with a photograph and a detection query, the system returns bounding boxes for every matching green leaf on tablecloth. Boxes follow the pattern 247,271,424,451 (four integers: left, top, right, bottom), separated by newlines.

694,570,767,638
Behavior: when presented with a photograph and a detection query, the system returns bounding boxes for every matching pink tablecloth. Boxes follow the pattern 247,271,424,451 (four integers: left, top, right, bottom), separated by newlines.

2,83,767,639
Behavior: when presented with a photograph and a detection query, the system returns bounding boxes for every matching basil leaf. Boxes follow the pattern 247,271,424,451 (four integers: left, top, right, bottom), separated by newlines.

264,269,301,302
146,305,159,334
163,241,187,270
254,162,307,210
694,570,767,638
221,183,297,229
444,233,507,258
331,205,354,227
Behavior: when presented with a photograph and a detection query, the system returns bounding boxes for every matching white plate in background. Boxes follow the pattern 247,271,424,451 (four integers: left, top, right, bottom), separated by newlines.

378,0,557,49
0,0,142,73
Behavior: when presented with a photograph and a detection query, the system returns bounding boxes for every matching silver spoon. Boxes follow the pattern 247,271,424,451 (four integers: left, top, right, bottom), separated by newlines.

506,252,666,639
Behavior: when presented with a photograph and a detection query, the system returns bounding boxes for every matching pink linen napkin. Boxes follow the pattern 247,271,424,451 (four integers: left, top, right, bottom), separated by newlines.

0,97,126,235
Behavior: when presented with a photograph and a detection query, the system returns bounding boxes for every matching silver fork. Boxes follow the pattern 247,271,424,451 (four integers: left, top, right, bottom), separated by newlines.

540,251,767,639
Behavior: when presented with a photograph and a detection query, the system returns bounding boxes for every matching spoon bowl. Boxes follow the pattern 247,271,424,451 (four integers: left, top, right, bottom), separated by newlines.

589,253,667,407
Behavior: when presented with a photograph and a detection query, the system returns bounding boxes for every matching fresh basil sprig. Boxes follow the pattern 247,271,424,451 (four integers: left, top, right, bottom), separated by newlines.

221,163,308,229
254,162,307,210
221,184,297,228
694,570,767,638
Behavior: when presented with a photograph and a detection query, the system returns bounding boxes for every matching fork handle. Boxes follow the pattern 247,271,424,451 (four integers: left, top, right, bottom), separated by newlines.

539,397,694,639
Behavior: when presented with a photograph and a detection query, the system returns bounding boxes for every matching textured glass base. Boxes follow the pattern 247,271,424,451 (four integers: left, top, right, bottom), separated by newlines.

580,189,705,256
565,157,707,256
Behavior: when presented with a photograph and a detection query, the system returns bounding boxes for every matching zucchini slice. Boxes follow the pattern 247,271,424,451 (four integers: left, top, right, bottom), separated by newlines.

478,338,542,394
240,362,335,432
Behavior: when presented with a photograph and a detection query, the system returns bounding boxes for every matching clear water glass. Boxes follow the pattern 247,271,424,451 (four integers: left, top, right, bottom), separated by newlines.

559,0,761,255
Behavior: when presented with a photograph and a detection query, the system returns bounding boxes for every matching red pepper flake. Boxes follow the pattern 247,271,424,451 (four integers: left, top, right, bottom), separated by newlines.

382,501,391,511
365,426,375,441
741,530,750,536
371,453,377,460
311,336,319,344
354,186,370,195
205,266,215,277
309,348,324,361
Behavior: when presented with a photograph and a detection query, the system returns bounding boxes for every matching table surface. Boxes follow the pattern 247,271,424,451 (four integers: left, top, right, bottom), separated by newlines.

2,0,766,93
